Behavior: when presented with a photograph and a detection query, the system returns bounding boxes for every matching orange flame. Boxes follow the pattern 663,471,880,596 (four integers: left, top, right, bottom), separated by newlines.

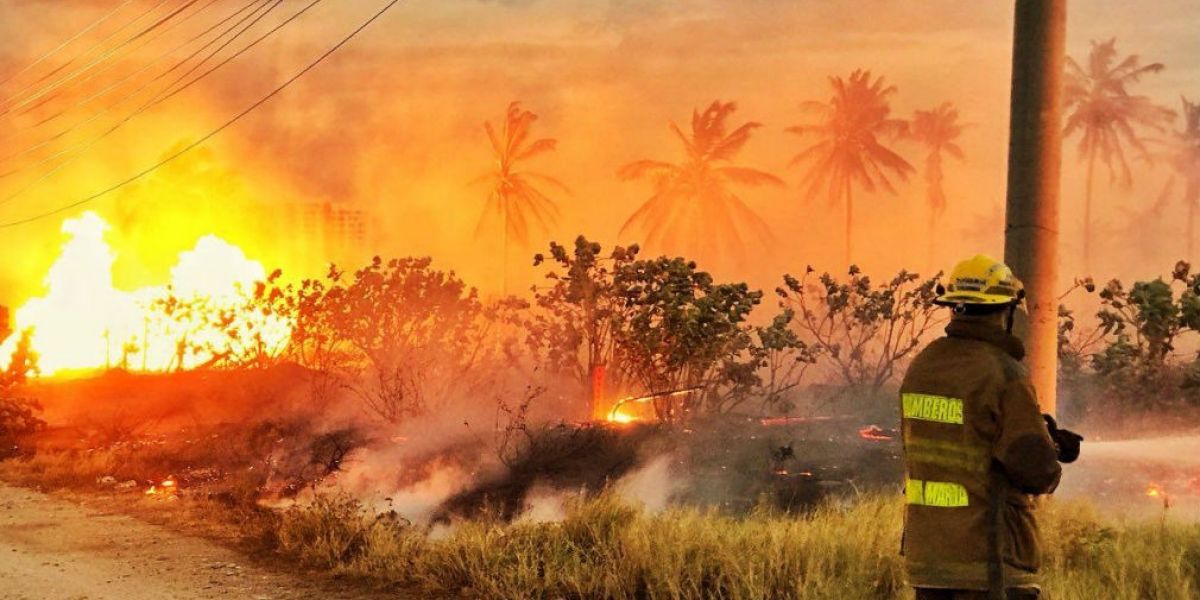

0,212,292,375
607,411,637,425
145,477,179,497
1145,483,1173,510
859,426,893,441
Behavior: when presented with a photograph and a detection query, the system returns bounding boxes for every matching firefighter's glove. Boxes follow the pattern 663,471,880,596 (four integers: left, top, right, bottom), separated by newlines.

1042,414,1083,463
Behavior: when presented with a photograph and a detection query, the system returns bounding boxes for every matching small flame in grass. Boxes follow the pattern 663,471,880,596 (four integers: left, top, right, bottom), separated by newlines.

859,426,893,441
1146,483,1171,510
604,388,699,425
145,477,179,498
773,470,814,477
608,412,637,425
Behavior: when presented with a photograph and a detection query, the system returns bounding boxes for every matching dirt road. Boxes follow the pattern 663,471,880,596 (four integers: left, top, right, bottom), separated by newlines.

0,484,401,600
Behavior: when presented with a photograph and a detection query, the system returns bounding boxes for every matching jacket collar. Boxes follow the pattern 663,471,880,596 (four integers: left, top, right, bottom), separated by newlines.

945,316,1026,361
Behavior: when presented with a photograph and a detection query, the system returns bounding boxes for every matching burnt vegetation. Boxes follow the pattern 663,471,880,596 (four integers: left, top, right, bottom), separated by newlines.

6,236,1200,521
2,236,940,516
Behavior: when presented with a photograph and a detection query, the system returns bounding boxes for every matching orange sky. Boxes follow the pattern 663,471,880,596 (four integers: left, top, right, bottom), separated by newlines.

1,0,1198,305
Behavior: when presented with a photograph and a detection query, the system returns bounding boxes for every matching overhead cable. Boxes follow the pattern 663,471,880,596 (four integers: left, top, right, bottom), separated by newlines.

13,0,224,123
0,0,404,229
3,0,205,116
0,0,286,187
0,0,177,115
0,0,272,168
0,0,137,88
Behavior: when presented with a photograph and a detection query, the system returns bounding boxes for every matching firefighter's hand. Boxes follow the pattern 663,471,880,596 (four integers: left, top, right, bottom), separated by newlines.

1043,414,1083,464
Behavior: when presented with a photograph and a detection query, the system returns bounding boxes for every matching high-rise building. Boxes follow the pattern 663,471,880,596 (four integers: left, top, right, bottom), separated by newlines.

288,201,368,270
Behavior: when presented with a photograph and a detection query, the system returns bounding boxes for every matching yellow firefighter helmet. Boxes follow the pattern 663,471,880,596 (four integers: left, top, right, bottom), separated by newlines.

935,254,1024,307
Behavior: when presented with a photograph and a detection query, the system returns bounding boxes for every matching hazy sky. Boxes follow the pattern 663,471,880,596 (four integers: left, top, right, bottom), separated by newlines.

1,0,1197,302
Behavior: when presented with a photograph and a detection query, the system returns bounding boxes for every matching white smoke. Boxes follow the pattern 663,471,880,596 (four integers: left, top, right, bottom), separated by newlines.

615,454,684,513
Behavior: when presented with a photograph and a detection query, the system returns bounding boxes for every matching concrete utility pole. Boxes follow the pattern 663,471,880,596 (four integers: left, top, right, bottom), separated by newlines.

1004,0,1066,415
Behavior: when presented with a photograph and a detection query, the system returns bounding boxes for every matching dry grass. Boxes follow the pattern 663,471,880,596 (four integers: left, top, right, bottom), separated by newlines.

5,447,1197,599
266,491,1198,600
1041,500,1200,599
274,492,901,599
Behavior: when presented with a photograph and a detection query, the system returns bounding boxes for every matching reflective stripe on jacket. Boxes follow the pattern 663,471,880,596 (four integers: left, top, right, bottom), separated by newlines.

899,316,1061,591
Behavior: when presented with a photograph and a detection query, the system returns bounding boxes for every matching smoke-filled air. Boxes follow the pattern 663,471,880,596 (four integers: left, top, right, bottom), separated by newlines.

0,1,1198,599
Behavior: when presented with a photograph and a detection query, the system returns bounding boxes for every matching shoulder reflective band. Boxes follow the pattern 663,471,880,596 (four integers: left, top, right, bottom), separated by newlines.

906,478,969,507
902,393,964,424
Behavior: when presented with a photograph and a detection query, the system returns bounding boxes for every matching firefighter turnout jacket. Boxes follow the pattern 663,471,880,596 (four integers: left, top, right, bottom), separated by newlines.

899,315,1061,591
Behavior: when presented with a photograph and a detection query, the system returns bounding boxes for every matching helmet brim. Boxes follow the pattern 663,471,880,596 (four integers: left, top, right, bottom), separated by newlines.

933,293,1020,307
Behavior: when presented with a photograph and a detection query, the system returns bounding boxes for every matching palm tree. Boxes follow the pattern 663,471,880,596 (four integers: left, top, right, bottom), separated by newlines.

1160,97,1200,257
474,101,567,293
1063,38,1173,273
908,102,966,270
618,100,783,266
787,70,914,266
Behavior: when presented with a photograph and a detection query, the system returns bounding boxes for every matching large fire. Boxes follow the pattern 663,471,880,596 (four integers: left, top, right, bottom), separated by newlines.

0,212,292,376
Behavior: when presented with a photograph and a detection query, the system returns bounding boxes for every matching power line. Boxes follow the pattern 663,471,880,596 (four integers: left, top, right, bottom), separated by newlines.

0,0,294,202
12,0,222,123
0,0,273,169
0,0,137,88
3,0,205,116
0,0,177,115
0,0,404,229
0,0,276,182
144,0,293,111
31,0,254,132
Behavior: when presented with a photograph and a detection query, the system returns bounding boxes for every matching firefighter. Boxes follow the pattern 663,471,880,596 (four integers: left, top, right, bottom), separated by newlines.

899,254,1079,600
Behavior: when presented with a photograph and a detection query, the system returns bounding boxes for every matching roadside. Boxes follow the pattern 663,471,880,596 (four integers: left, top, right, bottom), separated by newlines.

0,483,409,600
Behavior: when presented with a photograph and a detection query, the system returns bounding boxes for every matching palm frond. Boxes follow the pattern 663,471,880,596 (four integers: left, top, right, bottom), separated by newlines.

617,100,777,264
725,191,774,245
484,122,504,157
619,191,671,237
716,166,785,187
617,160,682,182
708,122,760,162
520,171,571,194
1064,39,1173,184
475,102,562,250
503,102,535,159
788,69,912,213
514,180,561,222
515,138,558,162
788,139,834,168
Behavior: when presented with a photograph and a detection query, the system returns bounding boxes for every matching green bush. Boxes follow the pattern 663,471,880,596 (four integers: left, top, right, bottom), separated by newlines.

1058,262,1200,427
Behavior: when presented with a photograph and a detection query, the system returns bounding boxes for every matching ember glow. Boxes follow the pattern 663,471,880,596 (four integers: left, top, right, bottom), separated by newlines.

858,426,894,441
1146,483,1172,509
0,212,291,376
145,477,179,498
606,411,636,424
605,389,698,424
